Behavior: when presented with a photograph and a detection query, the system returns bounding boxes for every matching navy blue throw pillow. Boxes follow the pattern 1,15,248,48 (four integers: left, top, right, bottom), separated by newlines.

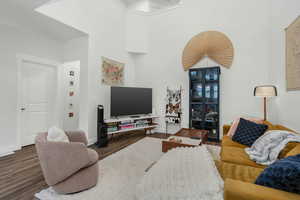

232,118,268,146
255,154,300,194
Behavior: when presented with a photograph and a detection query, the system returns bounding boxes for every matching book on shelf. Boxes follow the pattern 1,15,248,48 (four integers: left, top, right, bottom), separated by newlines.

106,122,118,126
120,124,135,130
135,124,148,128
120,120,133,125
105,117,157,132
107,127,118,132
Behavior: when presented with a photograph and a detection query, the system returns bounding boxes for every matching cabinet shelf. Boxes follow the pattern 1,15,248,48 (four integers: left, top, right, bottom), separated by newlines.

191,102,218,105
204,80,219,83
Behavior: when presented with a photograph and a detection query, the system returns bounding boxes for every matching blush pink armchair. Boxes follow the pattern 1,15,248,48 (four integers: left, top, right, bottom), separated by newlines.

35,131,99,194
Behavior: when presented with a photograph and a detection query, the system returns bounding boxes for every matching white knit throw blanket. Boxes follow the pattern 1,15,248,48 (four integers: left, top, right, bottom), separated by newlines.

136,146,224,200
245,130,300,165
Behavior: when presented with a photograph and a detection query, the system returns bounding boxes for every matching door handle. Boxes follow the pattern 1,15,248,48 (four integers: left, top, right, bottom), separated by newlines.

20,108,26,111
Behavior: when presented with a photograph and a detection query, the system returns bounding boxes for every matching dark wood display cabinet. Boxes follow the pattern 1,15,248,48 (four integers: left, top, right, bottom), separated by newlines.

189,67,220,142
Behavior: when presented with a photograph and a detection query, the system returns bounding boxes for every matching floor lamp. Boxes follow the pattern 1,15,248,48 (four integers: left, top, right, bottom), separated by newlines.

254,85,277,121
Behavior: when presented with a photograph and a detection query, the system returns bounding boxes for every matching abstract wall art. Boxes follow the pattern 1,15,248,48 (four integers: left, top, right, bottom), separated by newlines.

101,57,124,86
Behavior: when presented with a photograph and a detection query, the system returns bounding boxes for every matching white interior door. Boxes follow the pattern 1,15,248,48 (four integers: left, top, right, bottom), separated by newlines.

20,60,57,146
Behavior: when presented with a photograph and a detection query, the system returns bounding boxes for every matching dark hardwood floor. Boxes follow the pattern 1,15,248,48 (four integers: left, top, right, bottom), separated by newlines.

0,132,169,200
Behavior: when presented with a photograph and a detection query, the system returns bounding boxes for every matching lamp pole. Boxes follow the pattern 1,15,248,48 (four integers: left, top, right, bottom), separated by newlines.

263,97,267,121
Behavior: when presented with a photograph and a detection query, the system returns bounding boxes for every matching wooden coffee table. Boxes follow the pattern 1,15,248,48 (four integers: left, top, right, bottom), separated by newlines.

175,128,209,139
162,129,208,153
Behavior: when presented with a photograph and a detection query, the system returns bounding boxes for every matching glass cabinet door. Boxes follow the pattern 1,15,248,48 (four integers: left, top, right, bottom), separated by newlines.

205,104,218,122
191,104,204,121
204,104,219,140
205,83,218,103
190,70,203,81
191,82,203,102
205,68,219,81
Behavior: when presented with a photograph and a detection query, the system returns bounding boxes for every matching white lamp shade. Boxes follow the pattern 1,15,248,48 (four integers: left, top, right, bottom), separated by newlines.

254,85,277,97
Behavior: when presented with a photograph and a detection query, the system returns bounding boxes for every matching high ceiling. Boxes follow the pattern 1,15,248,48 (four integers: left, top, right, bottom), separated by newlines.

123,0,181,12
0,0,87,42
3,0,57,9
0,0,182,41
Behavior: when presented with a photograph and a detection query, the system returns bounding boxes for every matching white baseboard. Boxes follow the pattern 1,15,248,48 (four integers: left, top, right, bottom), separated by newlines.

88,137,97,146
155,127,179,135
0,151,14,157
154,127,165,133
0,145,17,157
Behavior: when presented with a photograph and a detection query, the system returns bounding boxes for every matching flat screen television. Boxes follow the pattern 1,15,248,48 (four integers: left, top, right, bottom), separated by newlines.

111,86,152,117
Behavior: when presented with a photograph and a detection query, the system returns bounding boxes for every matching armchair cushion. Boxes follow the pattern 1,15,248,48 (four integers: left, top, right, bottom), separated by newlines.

87,149,99,166
65,130,88,145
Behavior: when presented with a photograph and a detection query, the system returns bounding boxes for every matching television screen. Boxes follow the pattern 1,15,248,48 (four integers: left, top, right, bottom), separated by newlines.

111,87,152,117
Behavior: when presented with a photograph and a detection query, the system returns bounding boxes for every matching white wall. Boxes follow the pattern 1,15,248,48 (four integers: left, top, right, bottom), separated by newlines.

134,0,273,135
126,11,148,53
38,0,137,143
270,0,300,132
0,24,64,155
35,0,300,140
63,37,89,132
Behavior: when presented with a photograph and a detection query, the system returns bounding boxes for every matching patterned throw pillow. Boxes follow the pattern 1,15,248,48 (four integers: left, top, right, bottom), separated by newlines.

255,154,300,194
232,118,268,146
227,117,264,137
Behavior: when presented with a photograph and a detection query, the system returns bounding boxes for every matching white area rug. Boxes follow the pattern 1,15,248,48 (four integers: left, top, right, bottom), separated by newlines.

206,144,221,161
35,137,221,200
136,146,223,200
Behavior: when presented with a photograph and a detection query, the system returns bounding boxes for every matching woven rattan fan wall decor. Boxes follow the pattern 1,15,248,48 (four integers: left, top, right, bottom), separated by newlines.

182,31,234,71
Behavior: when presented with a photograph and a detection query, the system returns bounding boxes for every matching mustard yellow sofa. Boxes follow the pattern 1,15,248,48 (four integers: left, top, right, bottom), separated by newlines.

217,121,300,200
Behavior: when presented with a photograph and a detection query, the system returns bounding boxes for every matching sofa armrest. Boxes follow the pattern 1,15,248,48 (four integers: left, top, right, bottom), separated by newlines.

36,141,90,186
224,179,300,200
65,130,88,145
223,125,231,136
